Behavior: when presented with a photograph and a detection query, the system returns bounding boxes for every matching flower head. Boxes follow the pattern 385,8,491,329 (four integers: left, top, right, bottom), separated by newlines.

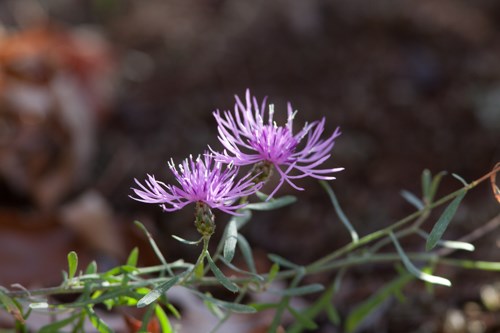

212,89,343,197
131,153,261,215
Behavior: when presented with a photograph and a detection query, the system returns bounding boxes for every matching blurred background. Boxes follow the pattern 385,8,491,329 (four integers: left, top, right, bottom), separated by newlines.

0,0,499,332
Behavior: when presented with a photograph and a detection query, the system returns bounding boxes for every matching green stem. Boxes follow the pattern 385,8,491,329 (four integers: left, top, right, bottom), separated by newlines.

181,236,211,284
308,168,493,272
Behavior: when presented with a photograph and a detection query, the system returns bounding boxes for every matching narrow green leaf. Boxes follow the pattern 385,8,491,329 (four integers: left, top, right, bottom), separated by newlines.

237,234,257,274
193,291,256,313
219,257,264,281
206,253,238,292
268,263,280,283
345,273,413,332
67,251,78,280
245,195,297,211
0,289,23,322
250,302,280,311
135,220,173,276
85,261,97,275
271,284,324,297
400,190,424,210
422,169,432,200
426,190,467,251
85,306,112,333
138,305,155,333
268,254,299,269
126,247,139,267
390,233,451,286
203,298,225,319
194,259,204,279
39,313,80,333
452,173,468,186
287,305,318,330
166,303,182,320
441,259,500,271
417,230,475,252
438,240,476,252
223,220,238,262
326,303,340,325
255,191,269,201
288,281,339,333
155,305,173,333
429,171,447,202
28,302,49,310
138,275,181,308
172,235,203,245
320,180,359,242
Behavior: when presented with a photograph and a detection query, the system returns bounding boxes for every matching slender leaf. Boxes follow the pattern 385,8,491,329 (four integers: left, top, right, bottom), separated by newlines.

0,289,23,322
429,171,447,202
166,303,182,319
85,261,97,275
219,257,264,281
268,254,299,269
326,303,340,325
85,306,112,333
39,313,80,333
426,190,467,251
237,234,257,274
288,281,338,333
271,284,324,297
400,190,424,210
452,173,469,186
441,259,500,271
126,247,139,267
250,302,280,311
421,169,432,200
287,306,318,330
135,220,173,276
320,180,359,242
267,263,280,283
417,230,474,252
390,233,451,286
28,302,49,310
138,304,155,333
172,235,203,245
245,195,297,211
206,253,238,292
345,272,413,332
67,251,78,280
194,260,204,279
138,275,181,308
203,298,225,319
223,220,238,262
155,304,173,333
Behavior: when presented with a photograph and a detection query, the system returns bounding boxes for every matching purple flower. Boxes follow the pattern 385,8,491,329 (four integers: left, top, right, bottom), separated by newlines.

131,153,261,215
212,90,343,198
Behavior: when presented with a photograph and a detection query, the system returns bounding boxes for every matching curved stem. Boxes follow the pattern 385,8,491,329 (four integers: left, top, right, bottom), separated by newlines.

181,236,210,284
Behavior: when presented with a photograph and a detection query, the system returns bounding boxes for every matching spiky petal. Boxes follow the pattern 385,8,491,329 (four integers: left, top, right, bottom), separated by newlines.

131,153,261,215
212,89,343,197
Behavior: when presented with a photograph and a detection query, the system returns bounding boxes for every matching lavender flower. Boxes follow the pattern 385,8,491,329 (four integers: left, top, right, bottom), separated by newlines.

212,90,343,198
131,153,261,215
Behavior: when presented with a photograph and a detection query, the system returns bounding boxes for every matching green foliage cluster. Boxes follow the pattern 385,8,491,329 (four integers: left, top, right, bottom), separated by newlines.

1,166,499,332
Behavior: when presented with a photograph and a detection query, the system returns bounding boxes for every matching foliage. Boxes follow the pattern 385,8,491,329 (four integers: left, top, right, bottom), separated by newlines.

0,165,498,332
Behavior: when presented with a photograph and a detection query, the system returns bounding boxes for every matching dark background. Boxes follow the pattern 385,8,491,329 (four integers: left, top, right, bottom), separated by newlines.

0,1,499,332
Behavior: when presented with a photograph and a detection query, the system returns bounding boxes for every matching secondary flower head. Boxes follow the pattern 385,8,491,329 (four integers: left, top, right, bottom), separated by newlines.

212,89,343,197
131,153,261,215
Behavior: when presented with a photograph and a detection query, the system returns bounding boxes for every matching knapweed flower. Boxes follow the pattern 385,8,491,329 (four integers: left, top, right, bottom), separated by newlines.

131,153,261,215
212,90,343,198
